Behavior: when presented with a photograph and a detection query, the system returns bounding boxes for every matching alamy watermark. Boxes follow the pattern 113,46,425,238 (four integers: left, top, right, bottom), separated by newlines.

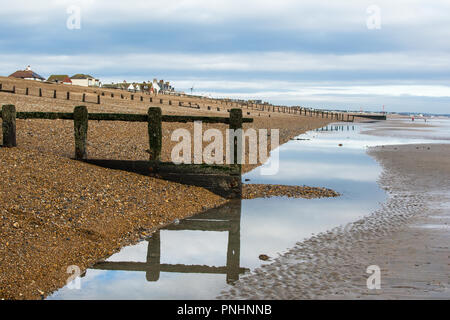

66,265,81,290
171,121,280,175
366,265,381,289
366,5,381,30
66,5,81,30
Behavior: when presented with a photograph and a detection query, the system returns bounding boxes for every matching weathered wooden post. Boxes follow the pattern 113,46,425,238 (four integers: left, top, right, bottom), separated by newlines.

2,105,17,147
97,95,101,104
74,106,88,160
25,88,29,95
131,94,134,101
148,107,162,167
67,92,70,100
82,93,86,102
53,90,57,99
140,96,143,102
39,88,42,97
0,84,2,91
229,108,243,165
159,99,163,104
12,86,15,94
150,97,153,102
169,100,172,105
111,93,114,98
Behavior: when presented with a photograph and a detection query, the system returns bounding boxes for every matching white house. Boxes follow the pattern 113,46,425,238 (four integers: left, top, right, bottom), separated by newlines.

9,66,45,81
152,79,161,93
70,74,100,87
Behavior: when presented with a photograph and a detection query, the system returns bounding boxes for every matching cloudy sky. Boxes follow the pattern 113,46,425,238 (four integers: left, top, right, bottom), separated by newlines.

1,0,449,113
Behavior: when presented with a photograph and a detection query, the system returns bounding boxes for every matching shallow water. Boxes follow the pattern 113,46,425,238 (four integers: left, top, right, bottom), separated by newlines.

49,118,450,300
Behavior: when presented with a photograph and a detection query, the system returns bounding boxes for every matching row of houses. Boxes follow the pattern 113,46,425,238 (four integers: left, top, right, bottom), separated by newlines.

8,66,175,93
102,79,174,94
9,66,101,87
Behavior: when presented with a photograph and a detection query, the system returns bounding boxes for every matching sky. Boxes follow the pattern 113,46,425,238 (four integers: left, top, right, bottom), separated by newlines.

0,0,449,113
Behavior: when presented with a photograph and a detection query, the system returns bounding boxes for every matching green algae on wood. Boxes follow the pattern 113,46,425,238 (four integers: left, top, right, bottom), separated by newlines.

73,106,88,160
2,105,17,147
148,107,162,164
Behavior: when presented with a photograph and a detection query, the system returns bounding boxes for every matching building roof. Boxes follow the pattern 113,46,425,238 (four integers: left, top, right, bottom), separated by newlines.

70,74,96,80
47,75,72,82
9,67,45,80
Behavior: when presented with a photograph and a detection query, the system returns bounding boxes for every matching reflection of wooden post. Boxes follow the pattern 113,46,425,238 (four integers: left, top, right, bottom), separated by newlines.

2,105,16,147
74,106,88,160
146,231,161,281
226,200,242,284
148,107,162,166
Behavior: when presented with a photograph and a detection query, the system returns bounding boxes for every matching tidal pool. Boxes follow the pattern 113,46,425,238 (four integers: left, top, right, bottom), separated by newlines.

49,119,450,299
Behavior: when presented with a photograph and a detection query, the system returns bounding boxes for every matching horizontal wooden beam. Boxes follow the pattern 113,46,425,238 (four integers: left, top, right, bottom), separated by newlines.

92,261,248,275
1,111,253,124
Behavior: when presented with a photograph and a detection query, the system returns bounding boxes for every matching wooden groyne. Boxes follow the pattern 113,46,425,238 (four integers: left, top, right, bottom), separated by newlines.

0,81,357,121
1,105,253,198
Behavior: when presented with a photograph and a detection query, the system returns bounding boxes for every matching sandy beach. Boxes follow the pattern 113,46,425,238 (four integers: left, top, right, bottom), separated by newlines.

218,141,450,299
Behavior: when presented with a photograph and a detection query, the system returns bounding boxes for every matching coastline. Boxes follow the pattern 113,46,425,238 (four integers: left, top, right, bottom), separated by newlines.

0,104,332,300
218,143,450,299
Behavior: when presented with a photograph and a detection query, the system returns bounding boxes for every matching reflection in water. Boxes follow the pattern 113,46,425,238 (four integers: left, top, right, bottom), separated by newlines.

49,119,450,300
91,200,248,284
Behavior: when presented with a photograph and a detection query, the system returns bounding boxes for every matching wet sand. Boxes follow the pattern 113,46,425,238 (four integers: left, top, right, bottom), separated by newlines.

218,143,450,299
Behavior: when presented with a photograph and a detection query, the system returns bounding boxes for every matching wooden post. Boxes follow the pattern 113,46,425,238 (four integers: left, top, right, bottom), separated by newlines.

0,84,2,91
150,97,153,102
140,96,143,102
53,90,57,99
97,95,101,104
159,99,163,104
82,93,86,102
25,88,29,95
67,92,70,100
148,107,162,166
131,94,134,100
39,88,42,97
169,100,172,105
229,108,243,165
74,106,88,160
2,105,17,147
111,93,114,98
12,86,15,94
